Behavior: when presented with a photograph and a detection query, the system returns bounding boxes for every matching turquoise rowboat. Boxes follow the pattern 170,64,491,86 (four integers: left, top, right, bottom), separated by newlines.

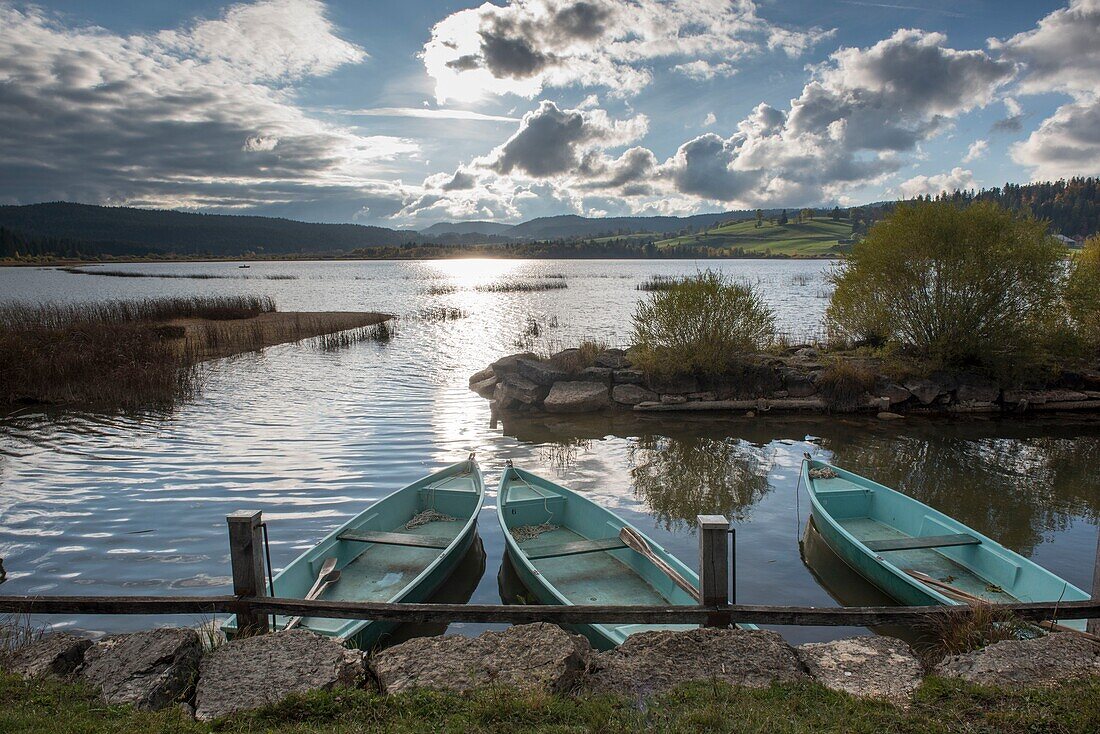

497,463,755,649
225,456,484,646
803,458,1089,631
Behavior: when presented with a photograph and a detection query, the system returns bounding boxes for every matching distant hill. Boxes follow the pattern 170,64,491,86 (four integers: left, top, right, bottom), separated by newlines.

0,202,418,257
654,216,853,256
507,210,786,240
420,221,514,237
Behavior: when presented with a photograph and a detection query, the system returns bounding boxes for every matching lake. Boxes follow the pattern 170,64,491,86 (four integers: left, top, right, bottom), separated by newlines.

1,259,1098,645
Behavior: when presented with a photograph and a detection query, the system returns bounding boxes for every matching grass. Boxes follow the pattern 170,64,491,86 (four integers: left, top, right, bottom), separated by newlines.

2,673,1099,733
417,306,468,322
815,361,877,411
916,606,1035,667
476,279,568,293
60,268,299,281
654,217,854,256
637,275,686,291
312,321,395,351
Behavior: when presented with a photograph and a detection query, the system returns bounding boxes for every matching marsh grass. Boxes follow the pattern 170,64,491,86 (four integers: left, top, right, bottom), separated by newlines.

423,284,459,296
0,297,272,409
917,605,1034,667
60,268,299,281
416,306,468,322
0,614,43,656
312,321,395,351
815,360,877,411
551,339,609,372
636,274,685,291
476,279,567,293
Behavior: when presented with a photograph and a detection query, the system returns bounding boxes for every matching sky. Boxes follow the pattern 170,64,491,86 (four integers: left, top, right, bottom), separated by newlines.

0,0,1097,228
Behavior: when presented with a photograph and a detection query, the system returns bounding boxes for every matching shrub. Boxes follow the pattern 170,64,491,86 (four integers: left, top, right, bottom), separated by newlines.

630,270,776,378
826,202,1065,374
815,361,877,411
1065,235,1100,350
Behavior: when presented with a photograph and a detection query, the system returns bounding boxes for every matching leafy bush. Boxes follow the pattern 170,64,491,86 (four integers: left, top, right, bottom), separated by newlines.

826,202,1065,373
1065,235,1100,350
630,270,776,378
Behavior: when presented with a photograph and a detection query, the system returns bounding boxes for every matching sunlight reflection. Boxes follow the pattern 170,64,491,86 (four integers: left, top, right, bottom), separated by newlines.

424,258,525,289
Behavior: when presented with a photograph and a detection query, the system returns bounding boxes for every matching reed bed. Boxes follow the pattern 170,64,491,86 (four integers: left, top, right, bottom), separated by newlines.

312,320,395,351
423,284,459,296
636,275,686,291
417,306,468,322
60,268,299,281
476,279,568,293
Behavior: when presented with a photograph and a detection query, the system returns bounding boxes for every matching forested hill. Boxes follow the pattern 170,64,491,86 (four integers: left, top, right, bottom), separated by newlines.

0,202,418,257
918,177,1098,238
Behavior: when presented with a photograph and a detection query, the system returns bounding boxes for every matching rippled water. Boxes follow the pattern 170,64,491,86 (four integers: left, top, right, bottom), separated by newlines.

1,260,1098,645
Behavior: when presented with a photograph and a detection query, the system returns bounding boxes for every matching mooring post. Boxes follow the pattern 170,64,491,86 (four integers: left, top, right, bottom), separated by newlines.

227,510,268,635
698,515,730,627
1089,526,1100,636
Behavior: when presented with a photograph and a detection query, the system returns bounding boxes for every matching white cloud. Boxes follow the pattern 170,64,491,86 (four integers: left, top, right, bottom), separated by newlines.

0,1,415,215
330,108,520,122
673,60,736,81
962,139,988,163
703,112,717,126
895,167,976,198
1011,99,1100,179
421,0,832,102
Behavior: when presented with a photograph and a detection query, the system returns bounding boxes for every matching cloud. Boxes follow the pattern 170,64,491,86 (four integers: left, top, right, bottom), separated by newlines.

330,107,519,122
421,0,832,102
703,112,717,126
962,139,988,162
991,1,1100,179
895,167,976,198
0,1,414,214
484,100,647,177
673,60,736,81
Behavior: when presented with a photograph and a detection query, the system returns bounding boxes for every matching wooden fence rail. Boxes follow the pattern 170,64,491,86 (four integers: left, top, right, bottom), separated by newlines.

1,594,1097,627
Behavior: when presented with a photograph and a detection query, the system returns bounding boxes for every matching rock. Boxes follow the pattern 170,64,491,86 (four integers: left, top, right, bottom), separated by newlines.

193,630,365,721
492,384,518,411
593,348,627,369
612,384,658,406
490,352,536,376
797,636,922,704
468,367,494,386
780,368,817,398
796,347,820,358
79,628,201,710
179,701,196,719
370,623,590,695
903,378,944,405
578,366,614,385
955,373,1000,404
544,382,609,413
1003,389,1089,405
877,411,904,420
499,373,548,405
1,633,91,679
648,373,699,395
687,391,717,401
660,394,687,404
518,358,569,386
772,389,790,398
934,633,1100,688
877,382,912,405
588,628,807,697
612,369,644,385
470,375,498,397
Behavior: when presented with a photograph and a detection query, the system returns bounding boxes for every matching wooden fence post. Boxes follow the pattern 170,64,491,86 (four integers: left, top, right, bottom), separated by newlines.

698,515,730,627
1089,527,1100,636
227,510,268,635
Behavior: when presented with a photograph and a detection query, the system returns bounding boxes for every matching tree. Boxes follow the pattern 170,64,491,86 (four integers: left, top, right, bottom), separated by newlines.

755,209,763,228
831,206,841,220
778,209,788,225
826,201,1065,374
1066,235,1100,350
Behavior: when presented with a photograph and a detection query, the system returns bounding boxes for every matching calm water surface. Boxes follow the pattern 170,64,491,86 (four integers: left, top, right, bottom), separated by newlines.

1,260,1097,645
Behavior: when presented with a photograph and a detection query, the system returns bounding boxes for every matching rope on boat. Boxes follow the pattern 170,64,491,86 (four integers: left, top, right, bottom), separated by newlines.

404,509,459,529
808,466,838,480
510,523,560,543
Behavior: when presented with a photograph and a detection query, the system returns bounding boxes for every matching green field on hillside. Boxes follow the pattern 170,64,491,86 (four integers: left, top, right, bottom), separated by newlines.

656,217,854,256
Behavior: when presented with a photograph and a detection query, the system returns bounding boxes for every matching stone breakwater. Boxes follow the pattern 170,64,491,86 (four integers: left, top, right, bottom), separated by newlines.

470,347,1100,418
4,625,1098,718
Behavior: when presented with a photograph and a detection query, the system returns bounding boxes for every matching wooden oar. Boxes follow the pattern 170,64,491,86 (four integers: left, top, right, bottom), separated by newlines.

905,569,1100,643
283,558,340,631
618,527,701,602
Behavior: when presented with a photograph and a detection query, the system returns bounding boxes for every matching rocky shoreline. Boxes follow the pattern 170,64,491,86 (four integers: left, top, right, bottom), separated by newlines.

470,347,1100,418
4,624,1098,719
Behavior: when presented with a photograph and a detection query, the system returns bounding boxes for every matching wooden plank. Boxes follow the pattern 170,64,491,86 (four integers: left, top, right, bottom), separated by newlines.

337,530,452,549
698,515,729,626
864,533,980,552
525,537,627,559
1,595,1099,626
226,511,268,635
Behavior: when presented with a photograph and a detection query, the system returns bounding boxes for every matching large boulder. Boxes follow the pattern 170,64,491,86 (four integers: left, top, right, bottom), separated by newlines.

612,369,645,385
370,623,591,695
903,378,945,405
470,375,498,397
797,636,922,704
517,358,569,386
0,633,91,679
578,367,614,385
955,373,1000,404
877,382,912,405
79,628,201,710
193,630,366,721
781,369,818,398
593,348,628,369
648,373,699,395
490,353,536,376
468,367,494,386
612,384,658,406
587,628,808,697
499,373,548,405
544,382,609,413
934,632,1100,688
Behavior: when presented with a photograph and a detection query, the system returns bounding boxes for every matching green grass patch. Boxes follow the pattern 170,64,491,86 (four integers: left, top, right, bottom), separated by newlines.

2,673,1099,733
655,218,854,256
